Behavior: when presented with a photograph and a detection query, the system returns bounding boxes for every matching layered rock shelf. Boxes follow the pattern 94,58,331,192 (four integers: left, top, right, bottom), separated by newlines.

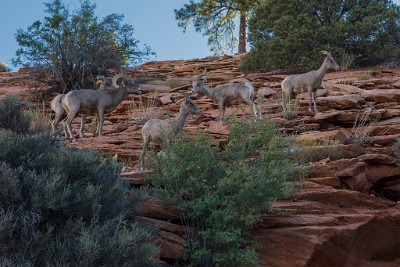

1,55,400,266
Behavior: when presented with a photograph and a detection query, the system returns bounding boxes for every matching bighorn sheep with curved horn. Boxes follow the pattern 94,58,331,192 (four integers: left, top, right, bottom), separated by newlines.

281,50,340,113
60,73,141,140
140,96,202,170
51,74,124,137
192,74,259,121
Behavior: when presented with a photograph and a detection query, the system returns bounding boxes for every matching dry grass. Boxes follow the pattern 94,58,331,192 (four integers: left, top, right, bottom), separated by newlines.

339,51,360,71
297,138,365,162
346,109,387,145
281,92,301,120
129,94,166,124
166,77,189,89
355,71,373,81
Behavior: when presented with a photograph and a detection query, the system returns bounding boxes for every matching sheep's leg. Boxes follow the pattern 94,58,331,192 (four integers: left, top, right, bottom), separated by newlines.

308,89,313,112
79,114,86,139
52,113,64,136
97,110,105,136
65,110,79,141
312,90,318,113
62,119,69,139
140,136,151,171
244,98,259,119
218,102,225,121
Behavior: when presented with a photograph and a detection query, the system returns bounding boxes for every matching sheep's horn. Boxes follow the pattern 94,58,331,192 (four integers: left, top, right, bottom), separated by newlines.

320,50,331,56
95,80,104,89
112,73,130,88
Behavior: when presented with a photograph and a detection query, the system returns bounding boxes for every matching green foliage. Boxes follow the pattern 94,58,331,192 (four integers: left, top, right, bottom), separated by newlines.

241,0,400,73
0,97,159,266
175,0,256,54
0,96,30,133
13,0,155,93
147,118,305,266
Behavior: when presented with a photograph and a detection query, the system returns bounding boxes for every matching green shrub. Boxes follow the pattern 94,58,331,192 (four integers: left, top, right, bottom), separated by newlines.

147,118,305,266
13,0,155,92
241,0,400,73
0,97,159,266
0,96,30,133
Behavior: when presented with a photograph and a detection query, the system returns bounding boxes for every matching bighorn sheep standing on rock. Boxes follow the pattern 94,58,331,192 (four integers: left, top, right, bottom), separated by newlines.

281,51,340,113
192,74,258,121
51,74,124,137
61,73,141,140
140,96,202,170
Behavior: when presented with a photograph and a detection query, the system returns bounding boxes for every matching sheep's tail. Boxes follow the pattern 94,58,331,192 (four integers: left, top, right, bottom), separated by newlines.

244,81,255,101
50,94,65,112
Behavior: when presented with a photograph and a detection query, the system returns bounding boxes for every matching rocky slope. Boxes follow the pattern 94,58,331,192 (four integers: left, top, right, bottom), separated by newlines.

1,55,400,266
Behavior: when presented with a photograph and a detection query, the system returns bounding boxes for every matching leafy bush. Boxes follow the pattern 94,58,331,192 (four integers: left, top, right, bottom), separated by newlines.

241,0,400,73
146,118,305,266
13,0,154,93
0,97,159,266
0,96,30,133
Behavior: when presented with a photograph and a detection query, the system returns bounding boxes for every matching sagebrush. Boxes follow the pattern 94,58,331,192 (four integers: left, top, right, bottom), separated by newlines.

146,118,306,266
0,96,159,266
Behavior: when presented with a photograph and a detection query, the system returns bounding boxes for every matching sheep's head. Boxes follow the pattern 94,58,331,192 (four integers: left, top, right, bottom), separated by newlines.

112,73,142,94
192,74,206,94
183,95,202,115
320,51,340,71
112,73,131,88
127,81,142,95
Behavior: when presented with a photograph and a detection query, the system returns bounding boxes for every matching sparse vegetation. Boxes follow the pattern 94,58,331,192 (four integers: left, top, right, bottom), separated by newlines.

0,96,159,266
166,77,189,89
355,71,373,81
146,118,305,266
346,109,381,145
281,92,302,120
13,0,155,93
129,94,166,124
339,50,360,71
298,138,366,162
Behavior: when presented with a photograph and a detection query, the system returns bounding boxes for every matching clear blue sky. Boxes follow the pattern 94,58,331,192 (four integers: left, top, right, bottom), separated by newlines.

0,0,212,69
1,0,400,70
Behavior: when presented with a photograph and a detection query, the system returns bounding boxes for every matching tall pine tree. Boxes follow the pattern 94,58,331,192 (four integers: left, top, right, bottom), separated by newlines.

175,0,259,54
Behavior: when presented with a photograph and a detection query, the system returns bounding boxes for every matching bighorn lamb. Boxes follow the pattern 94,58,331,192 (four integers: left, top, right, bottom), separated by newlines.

51,74,122,137
61,73,141,140
140,96,201,170
192,74,258,121
281,50,340,113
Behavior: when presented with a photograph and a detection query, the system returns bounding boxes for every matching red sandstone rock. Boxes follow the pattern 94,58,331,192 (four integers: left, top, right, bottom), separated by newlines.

2,57,400,265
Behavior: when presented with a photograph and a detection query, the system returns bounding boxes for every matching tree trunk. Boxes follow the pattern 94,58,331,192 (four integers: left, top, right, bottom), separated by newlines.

238,11,247,54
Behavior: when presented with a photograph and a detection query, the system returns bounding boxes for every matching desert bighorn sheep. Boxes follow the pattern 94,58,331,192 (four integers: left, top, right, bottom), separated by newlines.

192,74,258,121
281,51,340,113
51,74,123,137
140,96,201,170
61,73,141,140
